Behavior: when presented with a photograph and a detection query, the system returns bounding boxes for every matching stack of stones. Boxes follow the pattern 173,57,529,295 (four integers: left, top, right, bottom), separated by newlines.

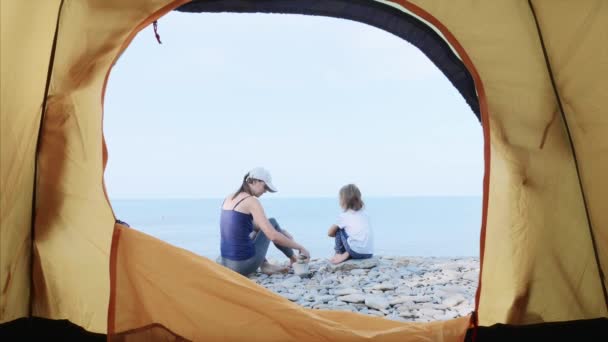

250,256,479,322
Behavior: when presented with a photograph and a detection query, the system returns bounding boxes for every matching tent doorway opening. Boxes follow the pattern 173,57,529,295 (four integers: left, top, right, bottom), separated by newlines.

103,1,485,324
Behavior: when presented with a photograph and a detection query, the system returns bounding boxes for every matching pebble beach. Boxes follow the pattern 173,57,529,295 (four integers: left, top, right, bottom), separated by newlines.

249,256,479,322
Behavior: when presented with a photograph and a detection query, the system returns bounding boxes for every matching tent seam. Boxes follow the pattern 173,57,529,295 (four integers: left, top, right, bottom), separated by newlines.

29,0,65,318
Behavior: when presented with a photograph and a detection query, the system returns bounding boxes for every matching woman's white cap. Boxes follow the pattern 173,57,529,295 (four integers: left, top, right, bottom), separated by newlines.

247,167,277,192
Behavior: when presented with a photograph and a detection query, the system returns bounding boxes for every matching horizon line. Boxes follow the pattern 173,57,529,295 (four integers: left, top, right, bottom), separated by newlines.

108,194,483,200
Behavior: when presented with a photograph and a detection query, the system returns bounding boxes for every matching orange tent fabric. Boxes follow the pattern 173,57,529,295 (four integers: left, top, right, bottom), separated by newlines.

110,223,470,341
1,0,606,340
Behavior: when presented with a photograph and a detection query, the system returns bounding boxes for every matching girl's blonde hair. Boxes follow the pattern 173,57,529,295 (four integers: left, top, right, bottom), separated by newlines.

339,184,364,211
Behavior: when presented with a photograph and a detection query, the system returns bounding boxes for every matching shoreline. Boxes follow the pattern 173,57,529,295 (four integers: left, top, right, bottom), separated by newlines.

250,255,479,322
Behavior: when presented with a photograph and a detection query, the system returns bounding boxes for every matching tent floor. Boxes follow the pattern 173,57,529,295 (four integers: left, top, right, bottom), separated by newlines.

465,317,608,341
1,317,606,341
0,317,104,341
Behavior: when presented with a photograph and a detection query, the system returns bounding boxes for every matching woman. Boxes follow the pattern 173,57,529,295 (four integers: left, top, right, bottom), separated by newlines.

219,167,310,276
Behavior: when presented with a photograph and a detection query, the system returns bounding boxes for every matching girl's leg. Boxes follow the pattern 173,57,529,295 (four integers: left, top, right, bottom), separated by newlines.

338,230,373,260
334,228,347,254
330,229,351,264
347,249,373,260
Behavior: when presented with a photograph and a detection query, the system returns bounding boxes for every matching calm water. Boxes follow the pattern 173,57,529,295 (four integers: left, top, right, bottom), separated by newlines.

110,197,482,260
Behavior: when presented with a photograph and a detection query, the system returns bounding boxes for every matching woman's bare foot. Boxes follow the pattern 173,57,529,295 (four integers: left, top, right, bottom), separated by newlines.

330,252,350,264
260,261,288,275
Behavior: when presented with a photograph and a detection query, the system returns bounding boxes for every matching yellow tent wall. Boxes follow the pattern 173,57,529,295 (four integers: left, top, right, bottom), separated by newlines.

3,0,184,332
0,0,62,324
403,0,607,324
1,0,607,340
475,1,608,324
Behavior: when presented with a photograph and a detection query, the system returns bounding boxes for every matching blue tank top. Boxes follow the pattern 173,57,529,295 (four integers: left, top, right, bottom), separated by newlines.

220,197,255,260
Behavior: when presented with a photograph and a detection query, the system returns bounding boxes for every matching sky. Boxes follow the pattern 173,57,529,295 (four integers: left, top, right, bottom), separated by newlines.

103,11,483,199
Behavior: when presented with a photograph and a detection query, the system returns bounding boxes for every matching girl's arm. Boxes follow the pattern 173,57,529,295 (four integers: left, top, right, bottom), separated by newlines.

327,224,339,237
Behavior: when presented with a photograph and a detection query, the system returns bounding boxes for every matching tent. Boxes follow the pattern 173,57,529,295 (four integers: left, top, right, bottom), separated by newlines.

1,0,607,340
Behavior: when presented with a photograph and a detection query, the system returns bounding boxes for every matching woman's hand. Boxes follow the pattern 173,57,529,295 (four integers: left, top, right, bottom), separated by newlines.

298,246,310,260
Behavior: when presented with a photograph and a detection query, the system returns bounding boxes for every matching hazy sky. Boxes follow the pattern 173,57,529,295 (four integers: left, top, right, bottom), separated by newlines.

103,11,483,199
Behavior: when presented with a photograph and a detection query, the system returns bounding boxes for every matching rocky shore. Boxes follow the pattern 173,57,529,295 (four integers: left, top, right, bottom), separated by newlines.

250,256,479,322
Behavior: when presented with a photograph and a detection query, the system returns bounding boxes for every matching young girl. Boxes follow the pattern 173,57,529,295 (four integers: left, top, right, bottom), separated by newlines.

327,184,373,264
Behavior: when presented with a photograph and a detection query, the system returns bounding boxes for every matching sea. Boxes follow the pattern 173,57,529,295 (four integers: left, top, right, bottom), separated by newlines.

110,196,482,260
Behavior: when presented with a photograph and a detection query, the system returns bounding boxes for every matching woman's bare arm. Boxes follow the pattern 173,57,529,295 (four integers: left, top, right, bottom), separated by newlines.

248,198,309,258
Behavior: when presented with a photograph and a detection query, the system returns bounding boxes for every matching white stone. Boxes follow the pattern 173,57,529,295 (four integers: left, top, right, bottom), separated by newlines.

411,295,433,303
419,308,444,317
287,275,302,282
280,282,298,289
300,294,314,302
313,303,331,310
367,310,385,317
289,289,306,297
328,258,379,272
463,270,479,282
328,300,347,306
317,295,335,303
398,311,418,318
394,257,410,267
390,296,415,306
350,269,367,276
443,293,467,307
284,293,301,301
338,294,366,303
333,287,360,296
320,278,334,286
372,282,397,291
365,296,389,311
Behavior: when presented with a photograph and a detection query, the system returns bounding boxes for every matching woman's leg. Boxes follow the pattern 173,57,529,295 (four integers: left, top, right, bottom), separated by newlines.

252,227,289,274
220,255,263,277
